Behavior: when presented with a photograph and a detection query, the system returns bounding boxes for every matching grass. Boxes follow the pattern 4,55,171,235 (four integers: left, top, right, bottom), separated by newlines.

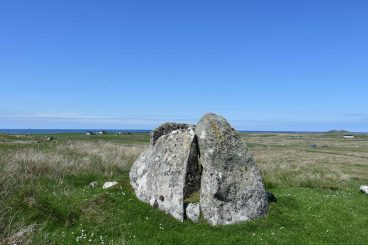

1,132,368,244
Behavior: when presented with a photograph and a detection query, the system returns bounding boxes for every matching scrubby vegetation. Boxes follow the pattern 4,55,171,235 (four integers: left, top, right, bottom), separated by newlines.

1,133,367,244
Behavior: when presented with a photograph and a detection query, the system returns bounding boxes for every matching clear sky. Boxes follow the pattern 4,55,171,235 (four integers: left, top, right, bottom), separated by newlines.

1,0,367,131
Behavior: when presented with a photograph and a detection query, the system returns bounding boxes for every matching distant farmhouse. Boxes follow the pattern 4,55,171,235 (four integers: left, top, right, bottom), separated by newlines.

98,130,107,135
343,134,356,139
326,130,356,139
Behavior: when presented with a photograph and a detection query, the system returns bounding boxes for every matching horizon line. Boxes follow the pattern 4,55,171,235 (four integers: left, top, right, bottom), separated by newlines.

1,128,367,134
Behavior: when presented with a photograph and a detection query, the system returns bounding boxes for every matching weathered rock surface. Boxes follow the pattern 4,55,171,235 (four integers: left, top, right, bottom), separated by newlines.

130,126,200,221
196,113,268,225
150,122,193,146
186,203,200,223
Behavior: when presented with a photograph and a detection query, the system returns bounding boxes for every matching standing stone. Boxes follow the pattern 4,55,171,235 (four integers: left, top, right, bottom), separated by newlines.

196,113,268,225
130,126,201,221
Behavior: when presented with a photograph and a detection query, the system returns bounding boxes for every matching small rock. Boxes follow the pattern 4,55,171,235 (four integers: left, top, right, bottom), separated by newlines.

89,181,98,188
3,224,36,244
45,136,55,141
359,185,368,194
186,203,200,223
103,181,118,189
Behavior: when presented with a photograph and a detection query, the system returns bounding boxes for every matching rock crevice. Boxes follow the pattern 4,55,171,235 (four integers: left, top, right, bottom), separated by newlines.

184,135,201,201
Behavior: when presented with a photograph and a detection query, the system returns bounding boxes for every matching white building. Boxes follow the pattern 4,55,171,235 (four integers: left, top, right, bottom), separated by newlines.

343,135,355,139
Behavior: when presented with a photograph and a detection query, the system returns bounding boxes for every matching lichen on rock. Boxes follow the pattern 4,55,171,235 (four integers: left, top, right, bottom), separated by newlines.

150,123,194,146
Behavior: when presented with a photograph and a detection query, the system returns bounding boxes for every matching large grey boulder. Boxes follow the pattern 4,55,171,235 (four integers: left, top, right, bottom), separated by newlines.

130,126,201,221
196,113,268,225
130,113,268,225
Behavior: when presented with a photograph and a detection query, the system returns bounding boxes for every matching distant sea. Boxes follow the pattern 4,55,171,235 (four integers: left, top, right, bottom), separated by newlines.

0,129,151,135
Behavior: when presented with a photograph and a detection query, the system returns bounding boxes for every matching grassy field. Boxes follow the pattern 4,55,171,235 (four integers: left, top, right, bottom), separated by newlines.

1,132,367,244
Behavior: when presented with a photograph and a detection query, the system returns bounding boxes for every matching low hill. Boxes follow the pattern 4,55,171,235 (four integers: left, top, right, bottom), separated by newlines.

326,130,351,134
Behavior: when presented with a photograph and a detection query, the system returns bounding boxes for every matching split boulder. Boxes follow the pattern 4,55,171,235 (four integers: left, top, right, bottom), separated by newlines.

130,113,268,225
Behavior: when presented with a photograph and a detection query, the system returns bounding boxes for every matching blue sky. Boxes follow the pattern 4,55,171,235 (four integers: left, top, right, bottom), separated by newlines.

1,0,367,131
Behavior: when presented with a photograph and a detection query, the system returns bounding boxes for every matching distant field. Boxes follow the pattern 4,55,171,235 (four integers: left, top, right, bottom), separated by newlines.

1,132,367,244
242,133,368,189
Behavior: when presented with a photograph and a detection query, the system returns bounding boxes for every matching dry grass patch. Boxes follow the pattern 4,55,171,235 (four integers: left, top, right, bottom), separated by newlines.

0,141,145,241
244,134,368,189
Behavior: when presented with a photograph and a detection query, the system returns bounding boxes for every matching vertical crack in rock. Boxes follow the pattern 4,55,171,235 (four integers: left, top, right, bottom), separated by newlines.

183,135,201,218
184,135,201,200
